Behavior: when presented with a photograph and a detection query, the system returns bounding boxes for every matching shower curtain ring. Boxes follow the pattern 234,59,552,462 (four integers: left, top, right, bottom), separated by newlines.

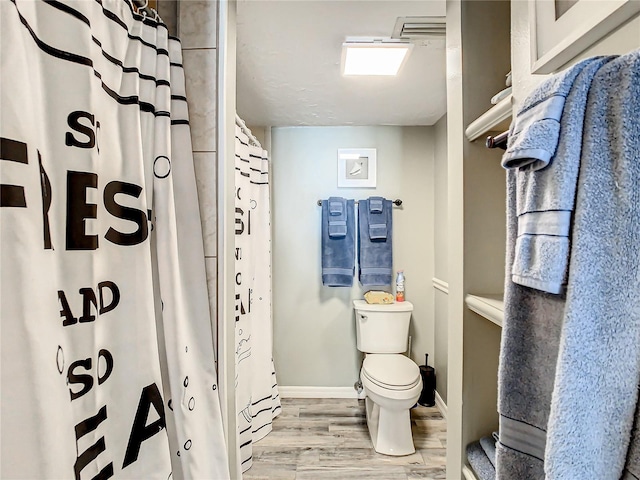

138,0,149,15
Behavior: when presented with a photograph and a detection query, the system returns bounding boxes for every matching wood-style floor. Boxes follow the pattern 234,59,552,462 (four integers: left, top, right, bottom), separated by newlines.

243,397,447,479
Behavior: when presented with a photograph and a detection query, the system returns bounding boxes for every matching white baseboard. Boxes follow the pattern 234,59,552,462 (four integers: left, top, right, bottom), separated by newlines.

279,386,366,399
434,390,447,419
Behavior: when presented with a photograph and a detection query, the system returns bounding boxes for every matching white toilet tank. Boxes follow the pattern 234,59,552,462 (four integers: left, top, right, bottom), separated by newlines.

353,300,414,353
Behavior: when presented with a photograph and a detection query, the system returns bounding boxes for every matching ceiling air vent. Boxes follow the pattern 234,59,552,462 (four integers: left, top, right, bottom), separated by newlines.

392,16,446,40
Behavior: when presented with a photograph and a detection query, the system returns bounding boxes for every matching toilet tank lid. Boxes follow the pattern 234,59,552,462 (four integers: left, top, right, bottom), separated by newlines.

353,299,413,312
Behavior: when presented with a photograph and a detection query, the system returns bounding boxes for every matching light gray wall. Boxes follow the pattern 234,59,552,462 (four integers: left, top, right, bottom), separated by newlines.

433,113,448,403
511,1,640,106
271,126,435,387
433,114,448,282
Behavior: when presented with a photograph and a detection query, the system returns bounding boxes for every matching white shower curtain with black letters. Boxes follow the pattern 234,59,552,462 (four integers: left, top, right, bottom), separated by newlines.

0,1,228,478
234,122,281,472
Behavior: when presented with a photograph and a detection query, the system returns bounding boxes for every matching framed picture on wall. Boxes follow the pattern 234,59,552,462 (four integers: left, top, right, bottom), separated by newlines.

337,148,377,188
529,0,640,74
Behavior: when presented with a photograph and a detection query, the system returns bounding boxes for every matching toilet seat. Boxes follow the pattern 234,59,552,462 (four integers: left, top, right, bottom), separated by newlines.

361,354,420,391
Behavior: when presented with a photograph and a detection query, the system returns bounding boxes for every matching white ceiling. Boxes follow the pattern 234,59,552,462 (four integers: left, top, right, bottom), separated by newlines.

236,0,447,127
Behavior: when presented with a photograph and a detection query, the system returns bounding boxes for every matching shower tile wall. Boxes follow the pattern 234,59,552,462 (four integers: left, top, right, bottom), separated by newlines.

179,0,218,324
182,49,218,153
193,152,218,256
157,0,177,36
179,0,217,50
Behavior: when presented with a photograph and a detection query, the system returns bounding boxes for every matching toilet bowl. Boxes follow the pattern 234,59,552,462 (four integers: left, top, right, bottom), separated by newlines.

360,353,422,456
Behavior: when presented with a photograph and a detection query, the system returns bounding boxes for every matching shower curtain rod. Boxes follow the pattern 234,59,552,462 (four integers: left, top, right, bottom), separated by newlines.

235,114,262,148
316,199,403,206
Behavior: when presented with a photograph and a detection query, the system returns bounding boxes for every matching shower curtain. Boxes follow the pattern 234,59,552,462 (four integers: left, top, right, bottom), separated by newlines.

234,122,281,472
0,1,228,479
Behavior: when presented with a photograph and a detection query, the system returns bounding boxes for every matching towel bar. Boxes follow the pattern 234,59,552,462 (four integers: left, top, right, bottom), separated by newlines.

486,130,509,150
317,199,402,206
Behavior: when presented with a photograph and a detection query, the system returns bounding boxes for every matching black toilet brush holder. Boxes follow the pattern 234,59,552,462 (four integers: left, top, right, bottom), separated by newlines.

418,354,436,407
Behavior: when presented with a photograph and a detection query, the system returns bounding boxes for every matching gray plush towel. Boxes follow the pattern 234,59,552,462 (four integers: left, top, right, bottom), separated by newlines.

622,400,640,480
544,49,640,480
480,435,497,468
467,441,496,480
496,169,566,480
503,56,614,294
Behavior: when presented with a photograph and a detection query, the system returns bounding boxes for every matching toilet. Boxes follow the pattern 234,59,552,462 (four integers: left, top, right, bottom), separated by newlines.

354,299,422,456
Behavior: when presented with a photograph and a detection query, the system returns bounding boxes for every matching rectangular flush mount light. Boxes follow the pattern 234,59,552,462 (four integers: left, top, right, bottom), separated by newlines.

341,37,413,76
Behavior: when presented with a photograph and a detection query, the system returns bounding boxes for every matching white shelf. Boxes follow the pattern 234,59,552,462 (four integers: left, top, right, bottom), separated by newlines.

465,294,504,327
464,94,513,142
462,465,479,480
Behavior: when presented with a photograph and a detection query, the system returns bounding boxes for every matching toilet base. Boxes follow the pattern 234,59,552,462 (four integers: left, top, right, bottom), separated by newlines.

365,396,416,456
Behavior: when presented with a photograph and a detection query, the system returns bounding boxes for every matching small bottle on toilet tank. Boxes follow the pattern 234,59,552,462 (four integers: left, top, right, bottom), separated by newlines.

395,270,405,302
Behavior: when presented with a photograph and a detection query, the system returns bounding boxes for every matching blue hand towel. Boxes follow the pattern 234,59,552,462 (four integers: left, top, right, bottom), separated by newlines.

368,222,387,241
369,197,383,213
321,199,355,286
367,196,387,240
501,56,608,172
358,198,392,286
329,197,344,215
327,196,347,238
501,56,614,294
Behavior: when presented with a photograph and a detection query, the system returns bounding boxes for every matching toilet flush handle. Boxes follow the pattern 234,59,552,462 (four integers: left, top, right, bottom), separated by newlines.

359,314,368,321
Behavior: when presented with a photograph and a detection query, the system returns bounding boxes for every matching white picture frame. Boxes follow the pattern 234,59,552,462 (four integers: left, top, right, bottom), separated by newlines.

337,148,377,188
529,0,640,74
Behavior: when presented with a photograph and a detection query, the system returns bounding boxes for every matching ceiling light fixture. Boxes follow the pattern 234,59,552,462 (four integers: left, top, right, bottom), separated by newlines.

341,37,413,76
